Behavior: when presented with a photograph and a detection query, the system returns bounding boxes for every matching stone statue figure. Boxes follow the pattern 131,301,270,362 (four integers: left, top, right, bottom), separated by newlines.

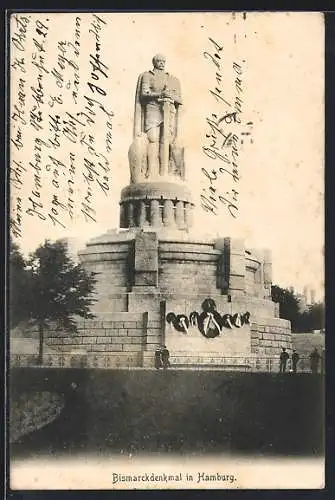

128,54,185,183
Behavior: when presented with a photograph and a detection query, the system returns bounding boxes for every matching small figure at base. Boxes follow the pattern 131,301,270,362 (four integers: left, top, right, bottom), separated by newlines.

321,348,325,375
161,345,171,369
279,347,289,373
291,349,300,374
309,348,321,374
155,346,162,369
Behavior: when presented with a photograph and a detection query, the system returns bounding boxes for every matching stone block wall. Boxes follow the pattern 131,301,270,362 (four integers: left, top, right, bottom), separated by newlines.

46,313,146,358
93,292,129,313
78,231,275,307
134,232,158,287
225,237,246,295
245,265,266,298
250,317,292,355
229,295,276,318
78,240,133,312
146,313,164,350
158,241,220,294
159,261,218,294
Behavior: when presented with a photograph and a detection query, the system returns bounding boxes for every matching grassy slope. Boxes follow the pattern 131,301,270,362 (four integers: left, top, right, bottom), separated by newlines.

10,368,324,458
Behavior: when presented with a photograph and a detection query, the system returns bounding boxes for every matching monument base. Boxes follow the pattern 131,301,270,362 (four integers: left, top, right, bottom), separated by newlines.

38,228,292,370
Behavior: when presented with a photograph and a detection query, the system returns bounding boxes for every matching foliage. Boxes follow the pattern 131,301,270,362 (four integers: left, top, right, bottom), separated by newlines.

9,240,32,328
10,239,97,363
271,285,325,333
27,239,97,331
271,285,300,332
297,303,325,332
308,302,325,331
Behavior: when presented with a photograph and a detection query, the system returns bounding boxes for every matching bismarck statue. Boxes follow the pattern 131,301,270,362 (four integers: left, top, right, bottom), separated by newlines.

129,54,185,183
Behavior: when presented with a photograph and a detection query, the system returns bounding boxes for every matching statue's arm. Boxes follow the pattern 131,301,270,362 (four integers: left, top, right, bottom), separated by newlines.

141,72,162,100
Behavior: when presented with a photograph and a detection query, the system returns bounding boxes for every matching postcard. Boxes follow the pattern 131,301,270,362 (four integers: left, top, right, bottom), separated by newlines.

8,11,325,490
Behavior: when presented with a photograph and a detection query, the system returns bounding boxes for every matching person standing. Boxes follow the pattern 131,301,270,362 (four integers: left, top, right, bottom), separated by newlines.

154,346,162,369
279,347,289,373
291,349,300,373
161,345,171,369
321,349,325,375
310,348,321,374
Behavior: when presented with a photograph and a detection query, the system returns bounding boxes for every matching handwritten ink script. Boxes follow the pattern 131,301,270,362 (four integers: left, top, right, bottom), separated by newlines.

201,35,253,219
10,13,114,240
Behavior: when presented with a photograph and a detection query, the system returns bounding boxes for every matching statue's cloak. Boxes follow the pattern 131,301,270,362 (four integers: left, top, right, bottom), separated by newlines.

133,73,145,139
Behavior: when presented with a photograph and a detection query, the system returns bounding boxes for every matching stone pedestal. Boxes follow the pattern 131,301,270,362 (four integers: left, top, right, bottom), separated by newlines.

119,181,194,230
225,237,246,296
134,232,158,287
72,228,292,369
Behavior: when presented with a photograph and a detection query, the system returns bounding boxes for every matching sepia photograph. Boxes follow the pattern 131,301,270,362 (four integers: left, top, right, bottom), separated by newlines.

8,11,325,490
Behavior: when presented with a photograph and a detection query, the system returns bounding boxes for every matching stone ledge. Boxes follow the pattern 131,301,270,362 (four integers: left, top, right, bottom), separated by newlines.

251,316,291,328
120,181,193,203
87,313,143,322
78,252,129,262
159,253,219,262
79,230,136,246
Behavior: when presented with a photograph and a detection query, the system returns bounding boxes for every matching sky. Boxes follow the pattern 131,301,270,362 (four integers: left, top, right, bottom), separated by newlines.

10,12,324,299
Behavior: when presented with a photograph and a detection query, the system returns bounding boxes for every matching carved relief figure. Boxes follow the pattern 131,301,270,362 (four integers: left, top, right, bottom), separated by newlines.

129,54,185,182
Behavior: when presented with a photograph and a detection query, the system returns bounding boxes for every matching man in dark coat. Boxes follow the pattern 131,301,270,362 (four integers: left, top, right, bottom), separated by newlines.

154,346,162,369
310,348,321,374
161,345,171,369
279,347,289,373
321,349,325,374
291,349,300,373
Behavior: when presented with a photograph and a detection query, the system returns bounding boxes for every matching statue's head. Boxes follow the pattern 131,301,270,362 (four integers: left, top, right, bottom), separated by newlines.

152,54,166,70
